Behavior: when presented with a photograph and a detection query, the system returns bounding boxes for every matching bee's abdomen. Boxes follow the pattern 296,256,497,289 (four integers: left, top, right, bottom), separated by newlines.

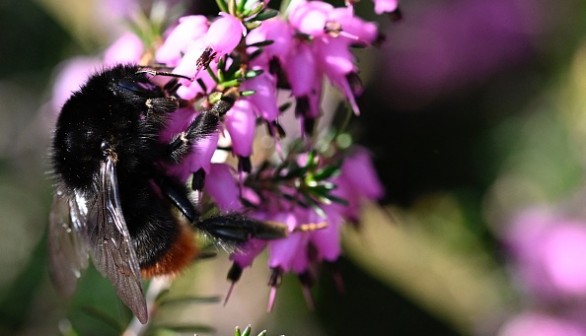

120,181,197,277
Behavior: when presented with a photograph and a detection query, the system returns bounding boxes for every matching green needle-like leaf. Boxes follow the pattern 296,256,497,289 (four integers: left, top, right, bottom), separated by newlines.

242,324,252,336
157,295,221,307
247,40,275,48
253,8,279,21
314,164,342,181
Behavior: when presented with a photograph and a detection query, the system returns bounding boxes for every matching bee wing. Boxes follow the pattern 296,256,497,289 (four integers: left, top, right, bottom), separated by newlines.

87,155,147,323
48,186,90,296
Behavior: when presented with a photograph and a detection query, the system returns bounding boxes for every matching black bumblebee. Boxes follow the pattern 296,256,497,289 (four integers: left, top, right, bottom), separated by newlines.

49,64,285,323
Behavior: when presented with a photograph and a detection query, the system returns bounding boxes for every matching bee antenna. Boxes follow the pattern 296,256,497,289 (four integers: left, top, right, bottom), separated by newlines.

136,68,192,81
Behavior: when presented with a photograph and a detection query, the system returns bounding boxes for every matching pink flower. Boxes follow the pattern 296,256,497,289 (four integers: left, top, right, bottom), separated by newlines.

165,14,245,96
225,100,257,157
310,206,343,261
329,6,379,44
242,71,280,121
156,15,209,66
506,209,586,300
268,228,305,272
313,37,361,113
204,163,242,211
103,32,144,66
51,57,101,114
286,1,379,115
175,57,217,100
190,131,219,176
246,17,293,66
172,38,209,79
339,147,385,200
231,239,266,269
372,0,399,15
284,42,317,98
289,1,378,44
499,312,586,336
288,1,333,37
282,42,322,121
203,13,245,63
224,146,383,309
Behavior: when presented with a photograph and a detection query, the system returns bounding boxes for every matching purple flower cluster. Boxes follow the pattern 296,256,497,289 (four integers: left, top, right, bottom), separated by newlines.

499,209,586,335
50,0,398,309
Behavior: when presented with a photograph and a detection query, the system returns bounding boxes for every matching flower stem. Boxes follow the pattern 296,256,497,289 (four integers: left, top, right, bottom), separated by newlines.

216,0,229,13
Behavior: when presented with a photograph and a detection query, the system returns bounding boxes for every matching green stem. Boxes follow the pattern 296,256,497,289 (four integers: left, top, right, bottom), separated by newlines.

207,67,220,84
337,105,354,136
279,0,292,14
215,0,229,13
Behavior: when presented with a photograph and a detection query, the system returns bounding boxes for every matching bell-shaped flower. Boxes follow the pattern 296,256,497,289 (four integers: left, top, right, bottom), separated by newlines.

225,100,257,157
175,68,217,100
309,206,343,262
288,0,334,38
506,209,586,300
329,6,379,44
246,17,293,66
156,15,209,66
202,13,245,63
51,57,101,114
285,43,317,97
232,239,266,269
242,72,280,122
190,131,219,175
204,163,242,211
103,32,144,66
340,147,384,200
314,37,361,114
289,1,378,45
268,229,304,272
172,38,208,79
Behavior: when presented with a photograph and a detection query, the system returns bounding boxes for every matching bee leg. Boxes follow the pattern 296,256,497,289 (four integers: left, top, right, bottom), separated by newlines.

154,173,199,222
165,88,239,163
197,213,288,243
153,172,287,242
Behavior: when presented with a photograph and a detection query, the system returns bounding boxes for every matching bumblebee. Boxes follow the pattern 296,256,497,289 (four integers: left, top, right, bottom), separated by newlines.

49,64,285,323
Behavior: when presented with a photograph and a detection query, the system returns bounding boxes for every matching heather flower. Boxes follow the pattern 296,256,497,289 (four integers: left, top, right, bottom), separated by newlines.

175,57,218,99
372,0,400,15
103,32,144,66
246,17,293,66
333,147,385,221
224,99,256,157
204,163,242,212
171,38,210,80
288,1,378,44
241,71,280,122
51,57,101,114
498,312,586,336
221,146,384,309
156,15,209,66
506,209,586,300
205,13,245,58
286,0,378,114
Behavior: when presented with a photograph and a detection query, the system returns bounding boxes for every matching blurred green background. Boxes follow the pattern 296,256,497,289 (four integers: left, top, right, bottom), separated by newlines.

1,0,586,335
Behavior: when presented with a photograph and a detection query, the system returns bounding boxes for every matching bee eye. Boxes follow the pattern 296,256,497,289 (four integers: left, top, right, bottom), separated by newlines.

116,78,157,95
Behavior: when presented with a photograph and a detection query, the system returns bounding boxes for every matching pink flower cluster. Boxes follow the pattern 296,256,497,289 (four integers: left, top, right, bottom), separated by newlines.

50,0,398,309
499,209,586,335
218,147,384,309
